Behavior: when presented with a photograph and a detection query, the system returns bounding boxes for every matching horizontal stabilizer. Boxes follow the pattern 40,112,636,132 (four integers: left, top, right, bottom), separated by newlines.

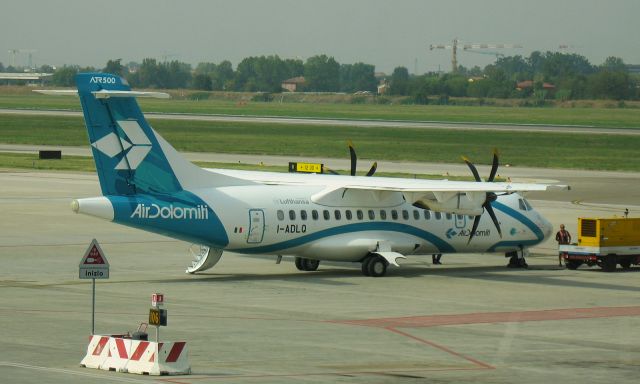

34,89,170,99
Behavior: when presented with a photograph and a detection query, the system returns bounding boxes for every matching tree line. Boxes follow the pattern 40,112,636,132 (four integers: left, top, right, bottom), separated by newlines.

389,52,637,102
1,52,637,101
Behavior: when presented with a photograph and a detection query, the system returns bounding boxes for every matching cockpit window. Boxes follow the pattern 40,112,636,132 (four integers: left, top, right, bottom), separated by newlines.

518,198,533,211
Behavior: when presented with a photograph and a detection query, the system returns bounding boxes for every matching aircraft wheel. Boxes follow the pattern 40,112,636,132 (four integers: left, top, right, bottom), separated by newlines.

294,257,305,271
361,256,373,276
368,256,388,277
619,259,632,270
303,258,320,271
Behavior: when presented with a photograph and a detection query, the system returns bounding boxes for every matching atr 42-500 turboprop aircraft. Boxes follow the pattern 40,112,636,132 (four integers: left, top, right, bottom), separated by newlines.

37,73,568,277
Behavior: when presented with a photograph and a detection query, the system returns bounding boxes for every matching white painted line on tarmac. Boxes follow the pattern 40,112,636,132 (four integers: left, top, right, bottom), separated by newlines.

0,362,150,383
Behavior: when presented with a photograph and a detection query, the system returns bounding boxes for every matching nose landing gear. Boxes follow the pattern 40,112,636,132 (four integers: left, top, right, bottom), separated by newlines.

506,246,529,268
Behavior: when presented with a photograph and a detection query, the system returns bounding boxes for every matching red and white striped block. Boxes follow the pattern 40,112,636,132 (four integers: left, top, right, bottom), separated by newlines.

80,335,190,376
126,340,190,375
80,335,112,370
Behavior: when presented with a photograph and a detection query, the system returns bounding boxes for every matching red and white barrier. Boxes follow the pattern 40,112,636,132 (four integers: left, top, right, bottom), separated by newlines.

80,335,190,375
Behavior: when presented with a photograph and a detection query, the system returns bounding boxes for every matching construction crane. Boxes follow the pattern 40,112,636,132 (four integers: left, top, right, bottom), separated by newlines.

429,39,522,73
7,49,37,68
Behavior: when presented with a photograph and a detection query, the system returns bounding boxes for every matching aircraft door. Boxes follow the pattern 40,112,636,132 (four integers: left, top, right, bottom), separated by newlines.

454,214,466,229
247,209,265,244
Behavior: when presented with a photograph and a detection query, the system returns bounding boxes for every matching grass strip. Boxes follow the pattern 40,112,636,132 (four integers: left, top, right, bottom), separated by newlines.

1,93,639,128
0,114,638,171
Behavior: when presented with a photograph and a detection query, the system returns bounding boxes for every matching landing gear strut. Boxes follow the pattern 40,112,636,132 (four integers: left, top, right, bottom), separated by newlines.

295,257,320,271
361,254,389,277
506,247,528,268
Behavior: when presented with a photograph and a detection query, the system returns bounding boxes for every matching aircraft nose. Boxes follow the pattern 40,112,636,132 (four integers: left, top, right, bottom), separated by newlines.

539,215,553,239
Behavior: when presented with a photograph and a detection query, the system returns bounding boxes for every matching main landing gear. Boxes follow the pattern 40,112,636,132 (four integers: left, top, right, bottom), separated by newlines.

295,257,320,272
361,254,389,277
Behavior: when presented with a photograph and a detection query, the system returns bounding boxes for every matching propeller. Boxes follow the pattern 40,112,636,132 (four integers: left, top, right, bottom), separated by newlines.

462,149,502,244
344,140,377,176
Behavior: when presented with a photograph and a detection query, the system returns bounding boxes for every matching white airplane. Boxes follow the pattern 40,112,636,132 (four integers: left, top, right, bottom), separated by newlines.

37,73,567,277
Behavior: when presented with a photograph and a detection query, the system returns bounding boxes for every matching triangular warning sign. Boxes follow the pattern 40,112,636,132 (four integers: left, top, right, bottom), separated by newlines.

79,239,109,267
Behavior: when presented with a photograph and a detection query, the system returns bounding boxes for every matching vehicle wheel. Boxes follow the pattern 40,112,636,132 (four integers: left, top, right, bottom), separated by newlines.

600,255,617,272
303,258,320,271
565,260,582,270
367,256,388,277
619,259,632,270
361,256,373,276
295,257,305,271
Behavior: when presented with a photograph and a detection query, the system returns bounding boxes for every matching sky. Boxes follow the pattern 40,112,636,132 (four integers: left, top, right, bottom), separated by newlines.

1,0,639,74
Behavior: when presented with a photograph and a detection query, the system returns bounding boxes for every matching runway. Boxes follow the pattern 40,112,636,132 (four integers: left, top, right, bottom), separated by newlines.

2,107,640,135
1,169,639,383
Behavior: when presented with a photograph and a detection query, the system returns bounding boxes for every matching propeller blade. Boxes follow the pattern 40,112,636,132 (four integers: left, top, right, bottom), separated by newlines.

462,156,481,182
485,202,502,238
467,214,481,244
488,148,499,182
366,161,377,177
348,140,357,176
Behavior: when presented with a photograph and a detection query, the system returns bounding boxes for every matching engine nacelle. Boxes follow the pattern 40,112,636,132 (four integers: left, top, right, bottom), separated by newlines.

417,191,485,216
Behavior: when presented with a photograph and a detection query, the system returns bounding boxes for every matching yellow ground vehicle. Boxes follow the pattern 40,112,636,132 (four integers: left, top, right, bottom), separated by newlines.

559,217,640,271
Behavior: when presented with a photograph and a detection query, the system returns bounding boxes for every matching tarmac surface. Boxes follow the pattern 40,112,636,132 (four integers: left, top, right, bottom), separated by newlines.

1,167,639,384
1,107,640,135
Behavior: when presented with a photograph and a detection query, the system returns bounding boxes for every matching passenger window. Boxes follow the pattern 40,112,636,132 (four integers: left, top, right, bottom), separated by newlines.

356,210,364,220
345,210,353,220
277,210,284,221
334,210,342,220
323,210,330,220
402,210,409,220
446,213,452,220
380,210,387,220
300,210,308,221
391,210,398,220
424,210,431,220
457,214,464,221
289,210,296,220
413,210,420,220
368,210,375,220
435,212,442,220
312,210,319,220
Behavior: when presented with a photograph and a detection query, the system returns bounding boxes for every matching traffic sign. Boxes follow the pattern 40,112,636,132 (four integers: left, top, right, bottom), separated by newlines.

149,308,167,326
152,293,164,307
79,239,110,279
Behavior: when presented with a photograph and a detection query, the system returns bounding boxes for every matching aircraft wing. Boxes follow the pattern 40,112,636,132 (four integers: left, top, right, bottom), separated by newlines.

209,169,568,215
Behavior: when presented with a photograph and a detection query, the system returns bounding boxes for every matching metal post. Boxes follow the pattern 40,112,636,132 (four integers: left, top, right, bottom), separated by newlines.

156,325,159,343
91,278,96,335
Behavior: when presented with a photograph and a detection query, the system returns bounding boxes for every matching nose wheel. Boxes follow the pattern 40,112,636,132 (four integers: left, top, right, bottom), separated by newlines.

361,254,388,277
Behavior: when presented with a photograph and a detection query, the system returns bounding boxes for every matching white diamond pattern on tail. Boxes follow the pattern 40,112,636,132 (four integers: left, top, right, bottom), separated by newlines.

90,120,153,170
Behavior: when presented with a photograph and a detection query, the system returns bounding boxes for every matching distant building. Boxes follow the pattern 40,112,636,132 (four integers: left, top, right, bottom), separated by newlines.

0,72,52,85
374,72,387,80
281,76,306,92
516,80,555,91
627,65,640,74
377,82,389,95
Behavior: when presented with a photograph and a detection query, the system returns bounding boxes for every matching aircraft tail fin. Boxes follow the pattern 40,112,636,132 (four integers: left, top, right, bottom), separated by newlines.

75,73,250,196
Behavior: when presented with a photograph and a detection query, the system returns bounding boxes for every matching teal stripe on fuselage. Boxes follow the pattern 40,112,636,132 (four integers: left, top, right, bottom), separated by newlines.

487,200,544,252
230,222,455,254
